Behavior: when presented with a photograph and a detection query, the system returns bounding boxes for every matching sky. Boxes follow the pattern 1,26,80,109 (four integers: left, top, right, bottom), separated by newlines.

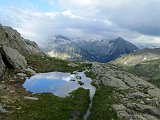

0,0,160,47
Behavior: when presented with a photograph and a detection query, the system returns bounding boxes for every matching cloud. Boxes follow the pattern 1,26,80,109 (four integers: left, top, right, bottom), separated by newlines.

1,7,127,47
1,0,160,48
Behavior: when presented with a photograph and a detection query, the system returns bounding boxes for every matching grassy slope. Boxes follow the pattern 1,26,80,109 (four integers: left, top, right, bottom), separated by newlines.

25,55,92,73
89,86,118,120
8,88,90,120
85,71,118,120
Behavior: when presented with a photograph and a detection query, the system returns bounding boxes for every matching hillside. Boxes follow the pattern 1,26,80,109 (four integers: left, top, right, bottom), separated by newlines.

113,48,160,88
114,48,160,65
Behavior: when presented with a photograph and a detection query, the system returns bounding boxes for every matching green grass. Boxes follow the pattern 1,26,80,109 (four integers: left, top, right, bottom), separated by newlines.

25,55,92,73
88,86,118,120
85,71,96,79
84,71,98,88
6,88,90,120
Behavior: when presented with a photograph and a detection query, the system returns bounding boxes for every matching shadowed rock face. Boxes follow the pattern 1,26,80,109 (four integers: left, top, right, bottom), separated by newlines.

0,46,27,69
0,45,27,80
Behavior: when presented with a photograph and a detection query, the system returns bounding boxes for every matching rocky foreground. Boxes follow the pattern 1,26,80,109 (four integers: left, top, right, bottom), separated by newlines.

91,63,160,120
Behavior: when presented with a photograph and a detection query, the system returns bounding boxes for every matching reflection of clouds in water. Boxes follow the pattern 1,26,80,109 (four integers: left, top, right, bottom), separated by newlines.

31,72,73,82
54,81,80,97
23,72,96,98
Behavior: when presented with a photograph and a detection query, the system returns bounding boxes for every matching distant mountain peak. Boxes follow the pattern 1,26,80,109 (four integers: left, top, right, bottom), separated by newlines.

117,37,123,40
43,35,138,63
55,35,70,41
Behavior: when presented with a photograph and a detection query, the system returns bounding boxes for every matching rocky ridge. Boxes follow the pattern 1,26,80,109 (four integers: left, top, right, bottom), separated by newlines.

91,63,160,120
44,35,138,63
0,24,44,79
114,48,160,65
0,24,44,56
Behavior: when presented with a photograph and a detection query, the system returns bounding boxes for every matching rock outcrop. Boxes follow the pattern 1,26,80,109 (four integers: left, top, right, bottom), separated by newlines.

0,23,44,79
0,24,44,56
0,45,27,69
92,63,160,120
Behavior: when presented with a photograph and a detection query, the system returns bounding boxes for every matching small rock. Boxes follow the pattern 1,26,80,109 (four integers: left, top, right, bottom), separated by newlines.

17,106,22,110
148,88,160,99
0,84,5,89
0,105,8,113
22,68,36,76
70,79,76,81
68,63,78,67
116,110,131,119
129,91,145,99
76,75,82,79
126,103,160,117
113,104,126,111
143,114,159,120
17,73,27,77
131,114,147,120
24,96,39,100
78,81,84,86
140,100,145,104
9,80,15,82
122,97,128,101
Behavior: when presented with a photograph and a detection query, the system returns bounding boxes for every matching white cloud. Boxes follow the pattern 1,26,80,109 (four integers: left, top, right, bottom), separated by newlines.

1,0,160,48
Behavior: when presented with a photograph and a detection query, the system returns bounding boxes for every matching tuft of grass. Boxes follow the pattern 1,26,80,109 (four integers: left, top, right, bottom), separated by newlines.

85,71,96,79
88,86,118,120
84,71,99,88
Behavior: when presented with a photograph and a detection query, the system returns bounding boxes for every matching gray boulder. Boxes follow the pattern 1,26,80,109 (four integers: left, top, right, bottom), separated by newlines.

101,75,129,90
17,73,27,77
126,103,160,117
0,46,27,69
22,68,36,76
129,91,145,99
148,88,160,99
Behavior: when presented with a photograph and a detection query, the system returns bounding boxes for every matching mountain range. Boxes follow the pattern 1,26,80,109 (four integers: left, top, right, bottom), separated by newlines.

43,35,138,62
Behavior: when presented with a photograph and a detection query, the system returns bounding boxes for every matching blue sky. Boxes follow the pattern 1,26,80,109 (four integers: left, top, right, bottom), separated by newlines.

0,0,160,47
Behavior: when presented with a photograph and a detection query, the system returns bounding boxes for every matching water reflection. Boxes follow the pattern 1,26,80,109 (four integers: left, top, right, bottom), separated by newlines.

23,71,95,98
